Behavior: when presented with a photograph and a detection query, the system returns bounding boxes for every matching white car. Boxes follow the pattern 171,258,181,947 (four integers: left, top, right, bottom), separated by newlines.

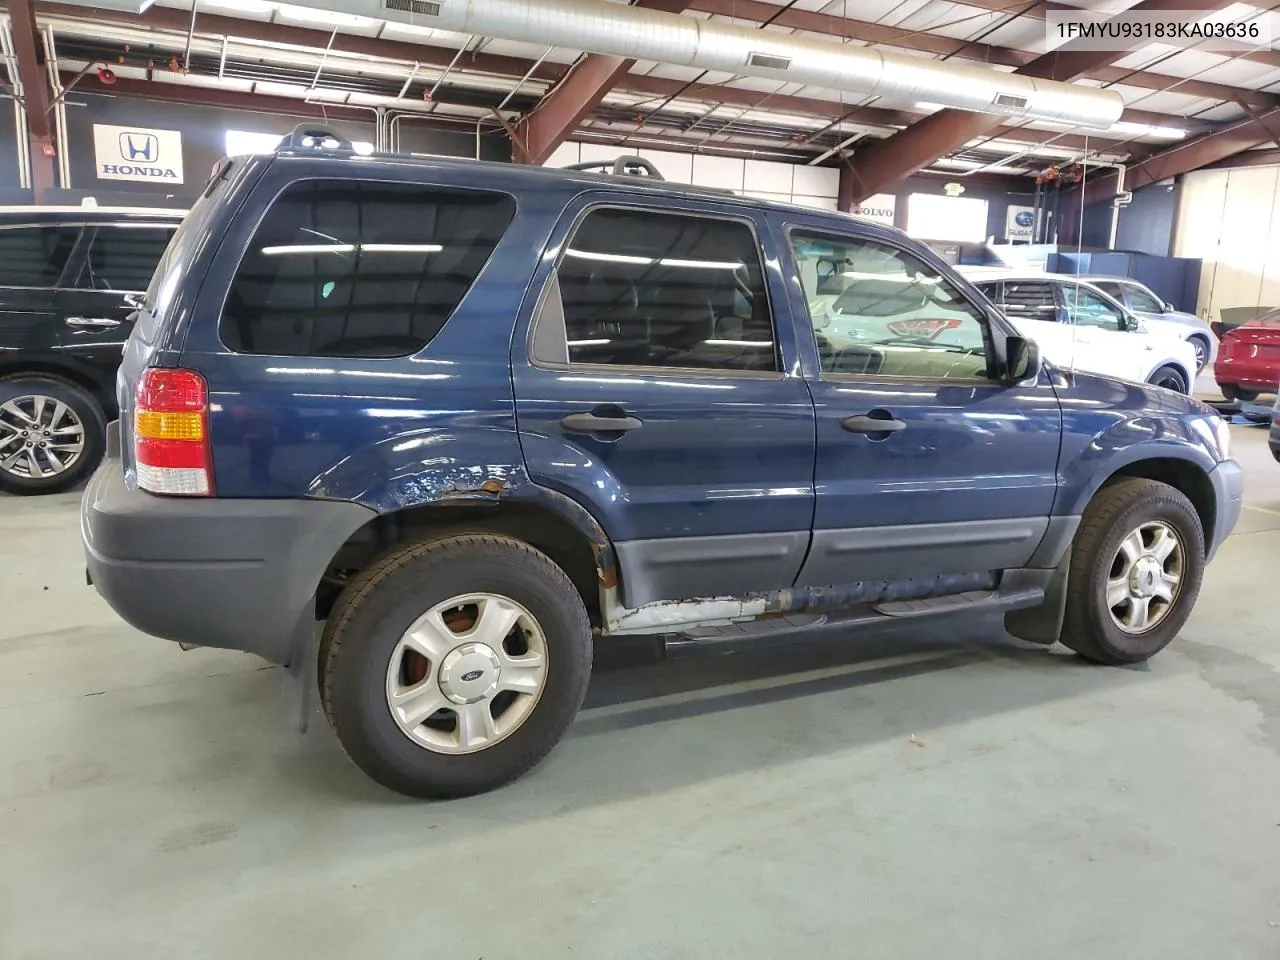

956,268,1198,394
1084,275,1215,371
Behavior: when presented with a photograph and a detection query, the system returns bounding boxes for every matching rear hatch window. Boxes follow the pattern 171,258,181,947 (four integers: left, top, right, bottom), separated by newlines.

219,180,515,358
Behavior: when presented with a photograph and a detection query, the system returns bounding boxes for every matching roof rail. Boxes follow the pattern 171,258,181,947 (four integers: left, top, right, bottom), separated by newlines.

562,155,665,180
280,123,353,152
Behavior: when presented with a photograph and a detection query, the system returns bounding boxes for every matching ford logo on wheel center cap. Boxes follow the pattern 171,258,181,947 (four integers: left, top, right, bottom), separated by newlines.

460,669,485,682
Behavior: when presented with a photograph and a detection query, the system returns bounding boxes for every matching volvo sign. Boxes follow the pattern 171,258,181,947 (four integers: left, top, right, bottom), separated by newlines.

92,124,184,184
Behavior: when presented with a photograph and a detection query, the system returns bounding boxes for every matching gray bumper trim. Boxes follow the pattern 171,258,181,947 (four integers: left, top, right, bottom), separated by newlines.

82,457,375,665
1207,459,1244,560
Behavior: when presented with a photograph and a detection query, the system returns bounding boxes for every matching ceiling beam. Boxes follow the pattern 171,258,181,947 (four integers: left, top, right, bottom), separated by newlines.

514,0,690,164
1080,107,1280,204
685,0,1278,108
36,2,570,84
950,0,1280,71
71,71,415,124
838,0,1225,208
9,0,56,197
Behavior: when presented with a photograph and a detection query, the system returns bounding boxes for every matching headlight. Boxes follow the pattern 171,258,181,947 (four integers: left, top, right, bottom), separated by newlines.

1213,416,1231,461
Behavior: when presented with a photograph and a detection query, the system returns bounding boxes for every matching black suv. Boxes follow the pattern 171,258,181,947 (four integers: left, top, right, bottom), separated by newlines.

0,205,184,494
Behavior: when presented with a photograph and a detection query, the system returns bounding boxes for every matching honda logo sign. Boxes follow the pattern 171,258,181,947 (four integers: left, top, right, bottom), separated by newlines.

93,124,184,183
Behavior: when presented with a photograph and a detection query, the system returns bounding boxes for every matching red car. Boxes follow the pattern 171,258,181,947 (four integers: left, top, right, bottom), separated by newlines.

1213,309,1280,405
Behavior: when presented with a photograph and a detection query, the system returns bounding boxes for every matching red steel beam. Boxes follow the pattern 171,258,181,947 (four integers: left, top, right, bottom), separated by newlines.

686,0,1277,108
951,0,1280,71
9,0,56,198
839,0,1225,208
1080,107,1280,204
515,0,691,164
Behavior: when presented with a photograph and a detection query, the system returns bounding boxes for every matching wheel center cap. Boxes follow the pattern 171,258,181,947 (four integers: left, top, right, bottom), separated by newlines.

1129,557,1161,598
437,642,501,704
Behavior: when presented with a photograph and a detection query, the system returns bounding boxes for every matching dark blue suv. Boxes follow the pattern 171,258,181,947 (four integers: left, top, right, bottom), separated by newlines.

81,129,1243,798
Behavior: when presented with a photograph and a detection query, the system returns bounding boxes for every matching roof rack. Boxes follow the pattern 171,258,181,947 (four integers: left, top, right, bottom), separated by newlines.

280,123,353,152
561,155,666,180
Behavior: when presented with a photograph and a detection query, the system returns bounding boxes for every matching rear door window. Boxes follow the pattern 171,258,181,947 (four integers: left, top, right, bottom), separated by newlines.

0,226,81,287
999,281,1059,322
536,206,777,372
80,225,177,292
222,180,515,357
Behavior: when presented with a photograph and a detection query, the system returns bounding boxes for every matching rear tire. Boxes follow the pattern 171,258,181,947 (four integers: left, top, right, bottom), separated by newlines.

1060,478,1204,665
1147,365,1188,395
1221,384,1259,402
320,534,592,798
0,376,105,495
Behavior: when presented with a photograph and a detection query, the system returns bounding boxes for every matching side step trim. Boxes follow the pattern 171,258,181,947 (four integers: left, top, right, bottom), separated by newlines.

663,585,1044,655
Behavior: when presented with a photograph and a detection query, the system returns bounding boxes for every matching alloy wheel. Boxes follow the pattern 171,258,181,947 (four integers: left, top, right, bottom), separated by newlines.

0,394,86,481
1106,520,1184,634
385,593,548,754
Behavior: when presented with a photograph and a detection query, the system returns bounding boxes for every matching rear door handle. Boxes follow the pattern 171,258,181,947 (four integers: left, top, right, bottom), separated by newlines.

560,412,644,434
65,316,121,329
842,414,906,434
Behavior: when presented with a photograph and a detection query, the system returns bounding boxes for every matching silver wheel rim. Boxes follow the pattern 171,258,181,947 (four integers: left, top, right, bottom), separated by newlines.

385,593,548,755
1152,371,1184,393
1106,520,1184,635
0,394,86,481
1192,339,1207,369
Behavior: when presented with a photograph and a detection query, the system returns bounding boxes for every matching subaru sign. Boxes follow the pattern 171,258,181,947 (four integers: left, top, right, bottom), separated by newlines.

1006,204,1036,242
93,124,184,184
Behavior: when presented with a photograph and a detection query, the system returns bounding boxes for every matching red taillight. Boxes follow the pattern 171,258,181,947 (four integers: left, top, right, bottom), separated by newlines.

133,368,213,496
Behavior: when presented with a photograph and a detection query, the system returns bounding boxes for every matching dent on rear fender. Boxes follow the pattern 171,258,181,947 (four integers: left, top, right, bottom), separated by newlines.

303,425,619,587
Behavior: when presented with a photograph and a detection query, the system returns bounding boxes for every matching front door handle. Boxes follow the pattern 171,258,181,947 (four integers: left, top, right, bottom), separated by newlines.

842,413,906,434
65,316,121,329
560,412,644,434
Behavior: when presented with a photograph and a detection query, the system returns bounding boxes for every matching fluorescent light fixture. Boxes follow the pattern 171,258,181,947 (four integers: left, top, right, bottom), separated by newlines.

137,0,156,11
564,249,744,270
705,339,774,347
261,243,355,255
360,243,443,253
915,101,946,112
261,243,442,256
567,338,612,346
565,249,652,264
1107,121,1186,140
658,258,743,270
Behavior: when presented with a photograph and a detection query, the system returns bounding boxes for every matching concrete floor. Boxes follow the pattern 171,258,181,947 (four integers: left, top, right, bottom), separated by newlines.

2,426,1279,959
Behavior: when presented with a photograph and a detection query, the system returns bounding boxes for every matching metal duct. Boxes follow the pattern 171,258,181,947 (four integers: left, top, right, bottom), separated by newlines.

280,0,1123,128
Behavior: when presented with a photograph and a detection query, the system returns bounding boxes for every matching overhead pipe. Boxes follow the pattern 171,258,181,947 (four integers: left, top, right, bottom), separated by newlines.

267,0,1123,128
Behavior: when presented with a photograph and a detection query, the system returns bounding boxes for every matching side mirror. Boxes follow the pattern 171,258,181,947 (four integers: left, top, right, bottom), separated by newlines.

1163,301,1175,312
1006,334,1040,383
1121,313,1142,332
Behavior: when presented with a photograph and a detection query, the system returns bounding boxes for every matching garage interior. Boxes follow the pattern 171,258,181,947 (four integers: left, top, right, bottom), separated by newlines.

2,0,1280,955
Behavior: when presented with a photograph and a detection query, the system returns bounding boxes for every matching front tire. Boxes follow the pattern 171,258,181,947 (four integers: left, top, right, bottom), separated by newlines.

1147,365,1188,395
0,376,105,495
320,534,592,798
1060,478,1204,665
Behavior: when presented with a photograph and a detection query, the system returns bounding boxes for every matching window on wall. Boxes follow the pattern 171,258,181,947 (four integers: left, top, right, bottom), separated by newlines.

221,180,515,357
535,207,777,372
224,129,373,156
906,193,990,243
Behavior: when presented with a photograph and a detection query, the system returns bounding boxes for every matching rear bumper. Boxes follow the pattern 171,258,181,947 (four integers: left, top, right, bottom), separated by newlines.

1207,459,1244,560
81,443,375,665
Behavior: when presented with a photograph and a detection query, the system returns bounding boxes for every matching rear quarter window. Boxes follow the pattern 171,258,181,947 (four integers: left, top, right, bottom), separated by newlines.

220,180,516,358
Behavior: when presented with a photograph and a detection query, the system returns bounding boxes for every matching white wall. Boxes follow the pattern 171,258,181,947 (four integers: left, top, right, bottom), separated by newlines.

1174,165,1280,320
543,141,839,211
